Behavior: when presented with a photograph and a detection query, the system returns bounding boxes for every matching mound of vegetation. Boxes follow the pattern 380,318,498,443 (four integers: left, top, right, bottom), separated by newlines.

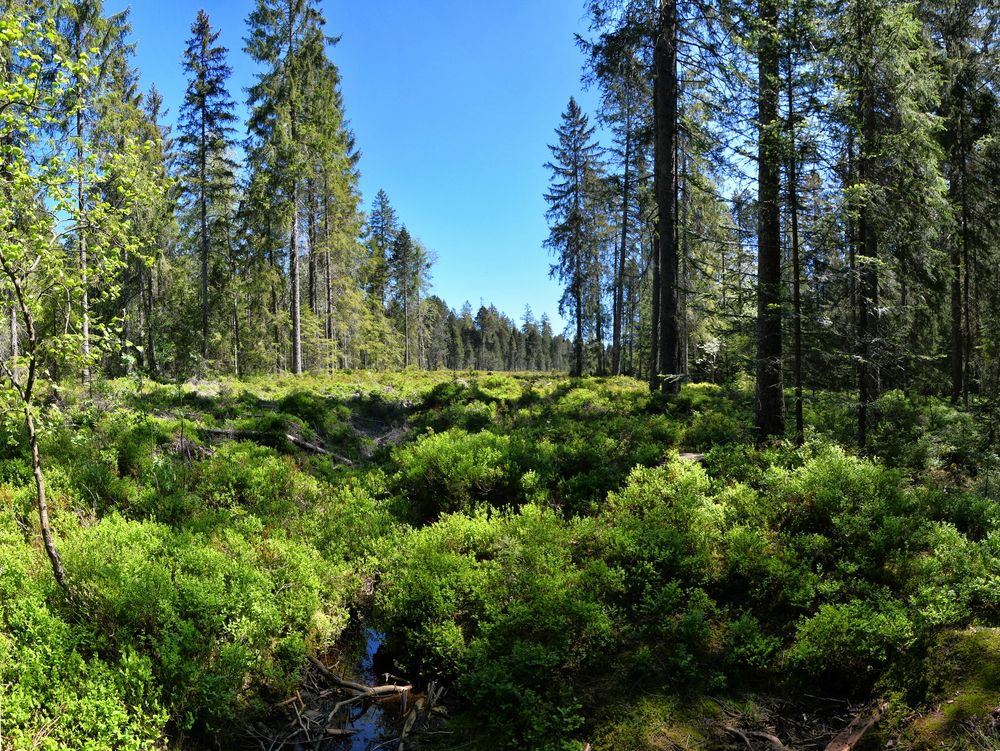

2,373,999,750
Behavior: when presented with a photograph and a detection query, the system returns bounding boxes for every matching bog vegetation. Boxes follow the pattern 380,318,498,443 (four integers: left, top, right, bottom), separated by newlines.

2,372,999,749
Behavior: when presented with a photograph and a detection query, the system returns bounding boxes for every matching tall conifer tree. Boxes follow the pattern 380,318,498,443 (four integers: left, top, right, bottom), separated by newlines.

180,10,237,363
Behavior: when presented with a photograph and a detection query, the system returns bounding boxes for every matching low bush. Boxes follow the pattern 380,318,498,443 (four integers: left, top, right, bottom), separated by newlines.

61,514,349,732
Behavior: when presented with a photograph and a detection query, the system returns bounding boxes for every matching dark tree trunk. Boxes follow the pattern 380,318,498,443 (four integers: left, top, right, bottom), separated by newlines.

200,105,209,362
574,278,583,376
960,115,971,406
612,123,631,376
324,187,334,343
950,176,963,403
857,58,878,449
290,181,302,375
787,56,804,445
649,235,660,390
655,0,680,395
144,263,157,375
308,181,317,314
755,0,786,440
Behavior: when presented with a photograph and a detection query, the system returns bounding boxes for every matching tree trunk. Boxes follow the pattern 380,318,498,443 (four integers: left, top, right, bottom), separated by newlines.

574,279,584,376
200,95,209,362
10,300,18,364
596,300,605,375
324,182,334,342
308,181,317,314
857,55,877,449
950,175,963,403
787,56,804,445
612,122,631,376
403,283,410,368
290,186,302,375
649,234,660,390
77,110,91,386
287,6,302,375
144,263,157,375
755,0,786,440
679,141,690,377
268,216,282,373
26,408,65,586
960,115,971,406
655,0,680,395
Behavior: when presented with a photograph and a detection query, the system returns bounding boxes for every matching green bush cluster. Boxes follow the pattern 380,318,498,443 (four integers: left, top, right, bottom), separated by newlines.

3,372,999,751
61,514,349,732
379,442,1000,746
0,519,168,750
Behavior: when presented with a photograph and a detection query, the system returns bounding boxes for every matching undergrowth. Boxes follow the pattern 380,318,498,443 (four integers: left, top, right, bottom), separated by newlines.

1,372,998,750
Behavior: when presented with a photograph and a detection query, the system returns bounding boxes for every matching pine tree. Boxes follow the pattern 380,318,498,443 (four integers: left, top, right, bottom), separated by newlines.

545,97,605,377
179,10,237,364
245,0,328,375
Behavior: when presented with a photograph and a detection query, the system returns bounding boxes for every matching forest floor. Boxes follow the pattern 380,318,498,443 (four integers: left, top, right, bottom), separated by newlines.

2,372,999,750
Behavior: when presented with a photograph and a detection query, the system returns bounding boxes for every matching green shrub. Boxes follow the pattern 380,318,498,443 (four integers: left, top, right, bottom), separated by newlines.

62,515,349,731
789,598,915,682
393,429,524,518
378,506,621,749
199,441,320,517
0,523,168,750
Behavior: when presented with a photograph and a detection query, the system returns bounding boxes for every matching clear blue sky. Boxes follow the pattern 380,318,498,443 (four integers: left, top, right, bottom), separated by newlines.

106,0,602,331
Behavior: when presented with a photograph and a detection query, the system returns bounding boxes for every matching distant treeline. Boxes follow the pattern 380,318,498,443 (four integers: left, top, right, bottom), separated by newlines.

0,1,570,385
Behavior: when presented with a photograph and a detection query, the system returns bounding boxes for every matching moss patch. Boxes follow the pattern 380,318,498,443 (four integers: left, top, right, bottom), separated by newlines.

590,696,722,751
898,628,1000,749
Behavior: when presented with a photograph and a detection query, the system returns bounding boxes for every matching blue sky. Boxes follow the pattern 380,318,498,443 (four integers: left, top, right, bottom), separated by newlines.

105,0,602,330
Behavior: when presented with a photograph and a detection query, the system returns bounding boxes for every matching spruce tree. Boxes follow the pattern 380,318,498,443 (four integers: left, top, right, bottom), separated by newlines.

388,226,428,368
755,0,786,440
367,189,398,309
544,97,605,377
245,0,327,375
179,10,237,364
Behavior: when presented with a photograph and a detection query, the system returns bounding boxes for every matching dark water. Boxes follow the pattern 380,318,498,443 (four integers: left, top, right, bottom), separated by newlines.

331,628,404,751
242,626,410,751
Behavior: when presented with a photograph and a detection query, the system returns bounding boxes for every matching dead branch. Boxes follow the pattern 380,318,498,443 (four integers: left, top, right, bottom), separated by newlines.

308,656,373,694
724,727,791,751
328,694,366,724
309,656,412,698
746,730,791,751
197,426,354,463
724,726,754,751
823,703,887,751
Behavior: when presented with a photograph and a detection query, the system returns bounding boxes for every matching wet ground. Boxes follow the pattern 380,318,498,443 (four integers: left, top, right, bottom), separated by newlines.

243,624,443,751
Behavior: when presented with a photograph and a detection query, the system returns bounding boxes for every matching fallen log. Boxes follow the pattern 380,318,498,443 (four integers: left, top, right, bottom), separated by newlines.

823,703,887,751
197,426,354,464
309,656,411,698
308,656,374,694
